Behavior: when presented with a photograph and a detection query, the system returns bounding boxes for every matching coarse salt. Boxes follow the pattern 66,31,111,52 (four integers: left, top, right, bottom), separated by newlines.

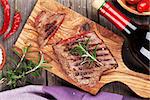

0,48,3,65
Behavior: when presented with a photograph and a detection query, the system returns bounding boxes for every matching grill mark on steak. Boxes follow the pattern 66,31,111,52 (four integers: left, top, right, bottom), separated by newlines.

53,30,118,87
45,21,57,32
67,56,82,61
47,25,57,37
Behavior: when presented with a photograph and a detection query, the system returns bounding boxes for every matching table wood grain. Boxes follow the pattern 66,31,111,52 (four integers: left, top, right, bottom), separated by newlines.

0,0,149,99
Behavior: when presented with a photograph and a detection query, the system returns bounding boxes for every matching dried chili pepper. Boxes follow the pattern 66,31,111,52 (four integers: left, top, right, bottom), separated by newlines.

3,11,21,40
0,0,10,35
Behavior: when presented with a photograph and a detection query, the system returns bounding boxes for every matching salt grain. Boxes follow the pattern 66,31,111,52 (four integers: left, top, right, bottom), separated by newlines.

0,48,3,65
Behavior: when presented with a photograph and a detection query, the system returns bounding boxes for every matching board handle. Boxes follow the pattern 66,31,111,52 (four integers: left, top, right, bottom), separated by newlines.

100,68,150,98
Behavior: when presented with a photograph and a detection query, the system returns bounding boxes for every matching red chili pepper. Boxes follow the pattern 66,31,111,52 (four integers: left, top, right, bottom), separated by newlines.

0,0,10,35
4,11,21,40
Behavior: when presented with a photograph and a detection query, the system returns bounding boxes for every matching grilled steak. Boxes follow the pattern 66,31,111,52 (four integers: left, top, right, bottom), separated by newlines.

35,11,65,47
53,31,118,87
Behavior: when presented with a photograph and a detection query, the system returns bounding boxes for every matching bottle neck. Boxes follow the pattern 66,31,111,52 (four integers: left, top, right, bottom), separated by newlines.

99,2,138,35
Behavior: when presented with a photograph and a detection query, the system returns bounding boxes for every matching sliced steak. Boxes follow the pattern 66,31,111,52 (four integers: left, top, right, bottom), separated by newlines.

53,31,118,87
35,11,65,46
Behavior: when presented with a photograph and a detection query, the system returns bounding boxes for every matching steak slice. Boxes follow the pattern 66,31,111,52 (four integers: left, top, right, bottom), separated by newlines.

53,31,118,87
35,11,65,47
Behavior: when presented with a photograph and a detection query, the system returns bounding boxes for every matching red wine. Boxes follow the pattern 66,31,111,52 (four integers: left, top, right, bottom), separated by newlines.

92,0,150,70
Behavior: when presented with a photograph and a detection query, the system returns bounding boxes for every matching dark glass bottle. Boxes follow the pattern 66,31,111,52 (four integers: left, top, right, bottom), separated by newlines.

92,0,150,73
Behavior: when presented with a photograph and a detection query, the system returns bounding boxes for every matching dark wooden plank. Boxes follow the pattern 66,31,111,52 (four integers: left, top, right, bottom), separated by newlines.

86,0,99,22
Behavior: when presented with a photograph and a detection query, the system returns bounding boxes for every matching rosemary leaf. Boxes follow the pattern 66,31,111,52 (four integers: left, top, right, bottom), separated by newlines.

12,49,21,57
0,73,2,80
70,38,103,66
92,45,98,59
31,70,41,77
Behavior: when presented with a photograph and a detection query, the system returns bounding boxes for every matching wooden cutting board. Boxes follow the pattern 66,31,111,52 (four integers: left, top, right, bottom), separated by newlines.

14,0,150,98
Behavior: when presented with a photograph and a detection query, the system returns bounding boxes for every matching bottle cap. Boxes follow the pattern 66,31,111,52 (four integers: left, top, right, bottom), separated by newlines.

92,0,106,10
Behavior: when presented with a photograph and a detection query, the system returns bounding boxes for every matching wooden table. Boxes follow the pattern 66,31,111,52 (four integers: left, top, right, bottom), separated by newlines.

0,0,149,99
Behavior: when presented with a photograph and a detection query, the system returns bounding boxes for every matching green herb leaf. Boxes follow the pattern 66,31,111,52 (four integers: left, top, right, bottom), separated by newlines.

31,70,41,77
7,56,18,66
1,46,51,88
0,73,2,80
12,48,21,57
70,38,103,66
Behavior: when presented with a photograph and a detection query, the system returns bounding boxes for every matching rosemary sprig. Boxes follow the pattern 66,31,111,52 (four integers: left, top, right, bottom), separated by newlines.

6,51,44,86
25,51,44,75
15,46,29,70
0,46,48,88
79,43,103,66
70,38,104,66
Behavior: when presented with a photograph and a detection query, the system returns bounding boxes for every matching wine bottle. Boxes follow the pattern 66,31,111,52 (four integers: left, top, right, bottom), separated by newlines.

92,0,150,72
